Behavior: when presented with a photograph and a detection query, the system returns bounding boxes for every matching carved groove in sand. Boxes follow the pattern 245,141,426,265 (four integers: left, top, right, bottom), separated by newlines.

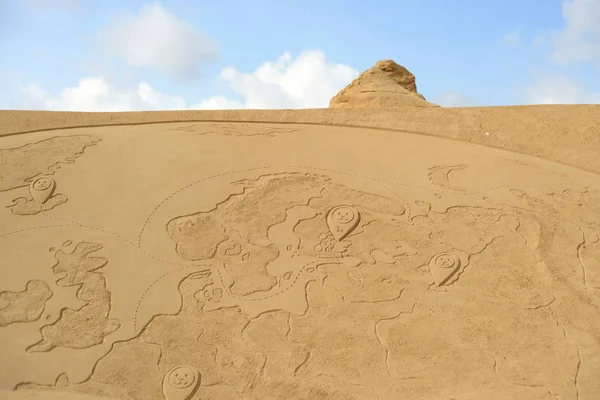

167,122,299,137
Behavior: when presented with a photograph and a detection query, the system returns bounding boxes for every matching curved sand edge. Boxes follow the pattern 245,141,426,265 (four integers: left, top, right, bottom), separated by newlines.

0,390,111,400
1,105,599,175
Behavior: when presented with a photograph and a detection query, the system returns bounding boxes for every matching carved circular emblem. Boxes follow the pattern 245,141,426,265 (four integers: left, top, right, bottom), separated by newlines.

331,206,357,224
167,366,197,389
434,253,460,269
32,177,53,191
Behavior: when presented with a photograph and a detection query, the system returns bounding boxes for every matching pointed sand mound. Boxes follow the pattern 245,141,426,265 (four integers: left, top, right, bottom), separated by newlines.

329,60,439,108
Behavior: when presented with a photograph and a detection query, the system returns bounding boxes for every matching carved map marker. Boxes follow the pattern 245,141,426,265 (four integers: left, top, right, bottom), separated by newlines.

429,252,461,286
162,365,201,400
326,206,360,241
29,176,56,204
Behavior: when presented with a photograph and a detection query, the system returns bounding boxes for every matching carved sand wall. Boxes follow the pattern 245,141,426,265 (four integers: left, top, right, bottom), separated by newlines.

1,117,599,399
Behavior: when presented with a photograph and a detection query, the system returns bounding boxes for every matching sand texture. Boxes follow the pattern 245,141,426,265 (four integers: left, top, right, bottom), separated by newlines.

1,104,600,400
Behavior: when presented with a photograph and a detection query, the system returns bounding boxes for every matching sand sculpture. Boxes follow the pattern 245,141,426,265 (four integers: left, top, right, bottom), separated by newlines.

1,61,600,400
329,60,438,108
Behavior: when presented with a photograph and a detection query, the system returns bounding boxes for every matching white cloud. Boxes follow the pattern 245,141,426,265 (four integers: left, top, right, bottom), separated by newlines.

519,0,600,105
98,2,218,80
18,77,187,111
431,91,476,107
523,74,600,104
202,50,359,109
16,50,359,111
551,0,600,67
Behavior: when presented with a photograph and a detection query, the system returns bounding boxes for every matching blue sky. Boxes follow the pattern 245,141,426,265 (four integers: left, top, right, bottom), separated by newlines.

1,0,599,110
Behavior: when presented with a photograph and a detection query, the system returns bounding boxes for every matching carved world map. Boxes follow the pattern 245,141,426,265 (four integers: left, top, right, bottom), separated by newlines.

1,122,599,399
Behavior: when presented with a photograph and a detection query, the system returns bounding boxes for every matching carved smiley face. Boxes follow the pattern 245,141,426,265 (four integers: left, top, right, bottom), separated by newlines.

167,366,197,389
332,207,356,224
434,253,459,269
32,177,53,191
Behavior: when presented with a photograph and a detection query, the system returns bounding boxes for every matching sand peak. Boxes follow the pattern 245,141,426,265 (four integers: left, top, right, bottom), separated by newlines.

329,59,438,108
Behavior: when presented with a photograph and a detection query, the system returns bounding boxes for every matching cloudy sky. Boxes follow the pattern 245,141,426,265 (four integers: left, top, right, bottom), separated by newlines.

1,0,599,111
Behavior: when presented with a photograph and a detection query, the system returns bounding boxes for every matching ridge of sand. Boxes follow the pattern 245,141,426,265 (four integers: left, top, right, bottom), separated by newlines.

0,390,109,399
1,105,599,175
329,60,438,108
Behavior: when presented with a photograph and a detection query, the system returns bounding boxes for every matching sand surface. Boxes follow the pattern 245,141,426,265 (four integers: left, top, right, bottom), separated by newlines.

1,107,599,400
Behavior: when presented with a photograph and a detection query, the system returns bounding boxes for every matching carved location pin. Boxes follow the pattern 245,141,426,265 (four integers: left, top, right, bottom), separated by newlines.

29,176,56,204
429,252,461,286
162,365,200,400
326,206,360,241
